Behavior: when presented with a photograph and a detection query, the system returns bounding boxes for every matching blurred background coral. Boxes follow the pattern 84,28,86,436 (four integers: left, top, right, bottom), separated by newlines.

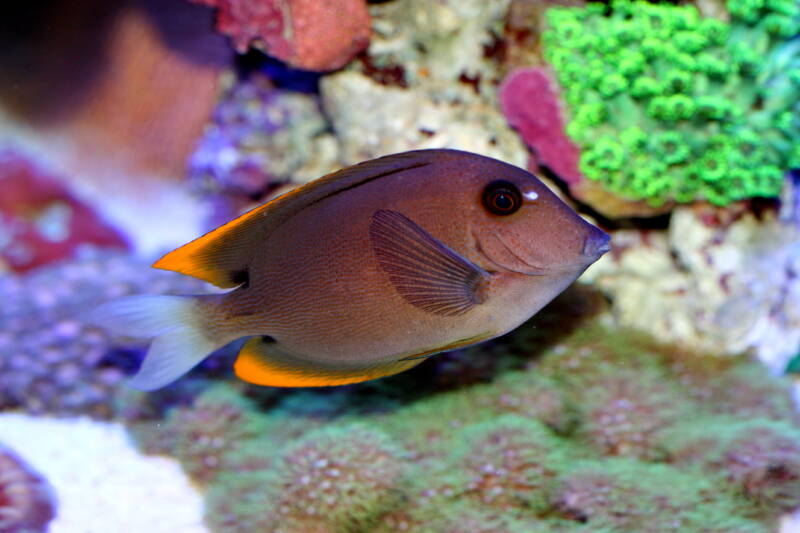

1,0,799,531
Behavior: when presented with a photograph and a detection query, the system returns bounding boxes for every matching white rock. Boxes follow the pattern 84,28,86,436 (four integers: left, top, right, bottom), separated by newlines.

0,413,207,533
584,178,800,373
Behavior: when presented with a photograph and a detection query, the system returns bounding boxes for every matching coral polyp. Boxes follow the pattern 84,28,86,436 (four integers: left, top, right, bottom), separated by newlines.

552,459,765,532
662,418,800,516
133,384,272,485
541,0,800,206
450,416,566,512
0,248,210,419
205,424,406,532
0,444,56,533
571,368,689,459
160,316,800,532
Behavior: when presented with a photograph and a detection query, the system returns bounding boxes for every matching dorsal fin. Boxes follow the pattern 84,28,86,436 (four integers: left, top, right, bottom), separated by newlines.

153,151,434,287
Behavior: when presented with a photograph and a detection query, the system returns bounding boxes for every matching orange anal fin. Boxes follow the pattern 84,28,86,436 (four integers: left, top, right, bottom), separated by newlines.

234,337,424,388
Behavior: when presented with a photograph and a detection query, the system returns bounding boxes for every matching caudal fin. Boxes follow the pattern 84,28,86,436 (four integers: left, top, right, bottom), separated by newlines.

89,295,223,390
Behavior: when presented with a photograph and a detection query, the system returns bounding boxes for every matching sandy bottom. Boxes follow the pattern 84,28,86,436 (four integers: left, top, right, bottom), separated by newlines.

0,413,208,533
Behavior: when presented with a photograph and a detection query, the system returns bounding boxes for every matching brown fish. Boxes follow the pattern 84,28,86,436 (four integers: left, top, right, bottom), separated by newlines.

95,149,609,390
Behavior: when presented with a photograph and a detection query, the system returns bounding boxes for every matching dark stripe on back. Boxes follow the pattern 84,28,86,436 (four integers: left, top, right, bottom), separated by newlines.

304,161,430,209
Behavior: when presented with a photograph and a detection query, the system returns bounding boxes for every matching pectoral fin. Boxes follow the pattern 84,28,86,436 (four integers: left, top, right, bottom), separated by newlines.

369,209,490,317
234,337,425,388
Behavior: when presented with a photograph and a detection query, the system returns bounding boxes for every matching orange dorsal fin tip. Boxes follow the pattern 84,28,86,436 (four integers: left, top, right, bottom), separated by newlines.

233,337,423,388
153,151,435,288
152,202,271,288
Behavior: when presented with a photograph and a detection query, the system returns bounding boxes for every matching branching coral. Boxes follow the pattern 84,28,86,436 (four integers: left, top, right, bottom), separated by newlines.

0,444,56,533
541,0,800,206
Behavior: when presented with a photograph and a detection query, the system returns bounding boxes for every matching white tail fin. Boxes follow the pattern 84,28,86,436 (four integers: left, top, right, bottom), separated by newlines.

89,295,222,390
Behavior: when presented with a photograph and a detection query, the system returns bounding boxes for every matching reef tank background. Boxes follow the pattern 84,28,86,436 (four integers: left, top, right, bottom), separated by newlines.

1,0,800,531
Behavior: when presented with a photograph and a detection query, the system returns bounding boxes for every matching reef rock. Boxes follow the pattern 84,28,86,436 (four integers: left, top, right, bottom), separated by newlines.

367,0,510,90
195,0,371,71
0,443,56,533
584,178,800,372
321,71,527,168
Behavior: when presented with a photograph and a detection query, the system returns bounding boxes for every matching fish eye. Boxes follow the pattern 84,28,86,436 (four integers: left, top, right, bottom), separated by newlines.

482,180,522,216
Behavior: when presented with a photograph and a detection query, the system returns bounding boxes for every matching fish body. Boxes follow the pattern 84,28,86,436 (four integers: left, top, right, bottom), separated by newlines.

95,149,609,390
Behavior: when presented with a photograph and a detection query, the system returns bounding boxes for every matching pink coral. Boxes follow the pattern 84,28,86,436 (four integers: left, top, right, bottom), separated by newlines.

0,444,56,533
0,151,128,272
500,67,584,185
194,0,371,71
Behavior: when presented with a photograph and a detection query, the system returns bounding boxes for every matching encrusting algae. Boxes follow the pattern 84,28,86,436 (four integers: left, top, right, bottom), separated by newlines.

121,288,800,532
94,149,609,391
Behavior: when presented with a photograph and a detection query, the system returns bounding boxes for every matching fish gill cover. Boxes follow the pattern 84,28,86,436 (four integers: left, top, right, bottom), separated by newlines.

542,0,800,206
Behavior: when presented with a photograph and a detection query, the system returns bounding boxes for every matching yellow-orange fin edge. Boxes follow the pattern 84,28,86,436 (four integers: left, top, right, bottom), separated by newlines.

152,203,273,288
234,337,423,387
234,331,495,388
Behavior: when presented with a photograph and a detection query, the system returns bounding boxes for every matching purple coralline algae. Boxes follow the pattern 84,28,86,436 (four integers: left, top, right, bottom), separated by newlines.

0,443,56,533
0,247,209,418
187,73,337,227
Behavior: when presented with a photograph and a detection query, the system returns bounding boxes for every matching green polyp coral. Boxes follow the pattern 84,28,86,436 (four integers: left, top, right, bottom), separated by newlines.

126,292,800,532
552,459,766,532
446,416,568,512
543,0,800,206
661,418,800,514
206,424,407,533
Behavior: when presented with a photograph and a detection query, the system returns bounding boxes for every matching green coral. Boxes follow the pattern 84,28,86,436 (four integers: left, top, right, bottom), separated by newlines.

446,416,569,512
544,0,800,206
661,418,800,514
552,459,768,532
126,293,800,532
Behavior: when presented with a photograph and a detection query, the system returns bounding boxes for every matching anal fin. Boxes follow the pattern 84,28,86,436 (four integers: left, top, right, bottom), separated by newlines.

234,337,424,388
